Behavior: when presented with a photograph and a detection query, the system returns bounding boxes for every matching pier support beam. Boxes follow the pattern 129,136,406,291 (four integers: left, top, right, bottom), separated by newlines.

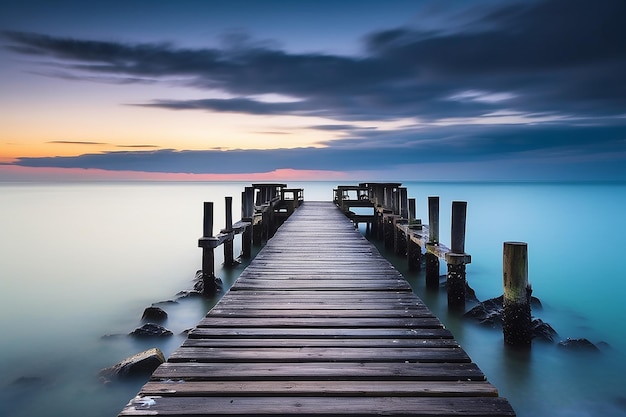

503,242,532,346
223,196,235,267
383,212,394,249
407,238,422,271
446,201,468,311
198,202,218,295
241,187,254,258
394,219,408,256
399,188,409,219
425,197,440,289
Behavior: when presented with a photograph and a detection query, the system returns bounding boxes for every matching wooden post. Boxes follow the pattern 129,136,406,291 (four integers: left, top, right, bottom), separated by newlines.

428,196,439,244
223,196,234,267
337,187,345,212
408,198,416,222
451,201,467,254
198,202,217,295
503,242,532,346
426,197,440,289
393,218,407,256
447,201,468,311
392,187,399,215
383,213,394,250
383,187,389,210
407,237,421,271
406,197,420,270
241,188,254,258
399,188,408,219
370,208,378,239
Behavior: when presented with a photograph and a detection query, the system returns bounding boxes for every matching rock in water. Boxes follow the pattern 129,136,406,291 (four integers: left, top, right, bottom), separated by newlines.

130,323,173,337
99,348,165,380
557,338,600,352
531,318,558,342
141,306,168,322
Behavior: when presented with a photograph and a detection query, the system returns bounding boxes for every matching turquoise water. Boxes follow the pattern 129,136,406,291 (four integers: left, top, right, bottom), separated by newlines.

0,181,625,416
380,181,626,417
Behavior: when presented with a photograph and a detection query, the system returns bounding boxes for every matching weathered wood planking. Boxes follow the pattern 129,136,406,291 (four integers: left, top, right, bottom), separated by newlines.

119,201,515,417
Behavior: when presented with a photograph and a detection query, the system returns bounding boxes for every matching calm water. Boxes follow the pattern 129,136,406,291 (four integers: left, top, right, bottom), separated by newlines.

0,181,625,417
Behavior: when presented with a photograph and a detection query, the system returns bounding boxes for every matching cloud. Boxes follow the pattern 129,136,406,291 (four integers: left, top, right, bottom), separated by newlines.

48,140,109,145
116,144,160,148
134,97,312,116
311,124,366,131
3,0,626,179
3,0,625,124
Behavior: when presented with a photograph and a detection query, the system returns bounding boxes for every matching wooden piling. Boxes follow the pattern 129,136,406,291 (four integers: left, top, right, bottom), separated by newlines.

241,187,254,258
383,212,394,250
451,201,467,254
408,198,416,222
375,210,384,241
407,238,422,271
447,201,468,311
428,197,439,244
426,197,440,289
503,242,532,346
394,218,408,256
223,197,234,266
399,187,408,219
198,202,218,295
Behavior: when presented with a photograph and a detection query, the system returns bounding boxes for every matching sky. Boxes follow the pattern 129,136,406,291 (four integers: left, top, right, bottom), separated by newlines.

1,0,625,181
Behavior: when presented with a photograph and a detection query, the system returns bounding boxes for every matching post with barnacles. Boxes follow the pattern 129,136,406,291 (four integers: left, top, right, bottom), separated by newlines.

425,196,440,289
503,241,532,346
446,201,469,311
198,202,219,295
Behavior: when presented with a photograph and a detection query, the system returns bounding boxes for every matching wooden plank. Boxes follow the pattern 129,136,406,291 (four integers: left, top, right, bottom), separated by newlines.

140,380,499,397
151,362,489,381
213,301,430,309
207,308,435,318
168,346,470,363
120,396,515,416
232,278,411,288
182,338,460,348
188,327,454,339
196,316,445,328
218,290,418,299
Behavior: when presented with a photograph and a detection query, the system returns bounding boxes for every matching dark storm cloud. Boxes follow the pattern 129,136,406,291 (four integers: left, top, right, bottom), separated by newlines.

4,0,625,123
310,124,377,131
3,0,626,177
135,98,311,116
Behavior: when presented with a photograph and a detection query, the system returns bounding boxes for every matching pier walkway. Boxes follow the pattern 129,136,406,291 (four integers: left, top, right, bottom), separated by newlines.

119,201,515,416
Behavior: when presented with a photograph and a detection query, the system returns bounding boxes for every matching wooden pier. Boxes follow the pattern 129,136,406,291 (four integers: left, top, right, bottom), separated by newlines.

119,200,515,416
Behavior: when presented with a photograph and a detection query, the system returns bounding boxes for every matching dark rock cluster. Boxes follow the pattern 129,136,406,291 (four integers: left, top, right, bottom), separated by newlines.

464,294,602,349
129,323,173,338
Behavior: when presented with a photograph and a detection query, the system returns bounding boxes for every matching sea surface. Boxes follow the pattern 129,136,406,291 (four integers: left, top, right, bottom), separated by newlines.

0,181,625,417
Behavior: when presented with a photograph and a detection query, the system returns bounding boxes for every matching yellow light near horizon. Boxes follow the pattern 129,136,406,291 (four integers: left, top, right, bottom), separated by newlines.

1,102,346,161
0,71,344,160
